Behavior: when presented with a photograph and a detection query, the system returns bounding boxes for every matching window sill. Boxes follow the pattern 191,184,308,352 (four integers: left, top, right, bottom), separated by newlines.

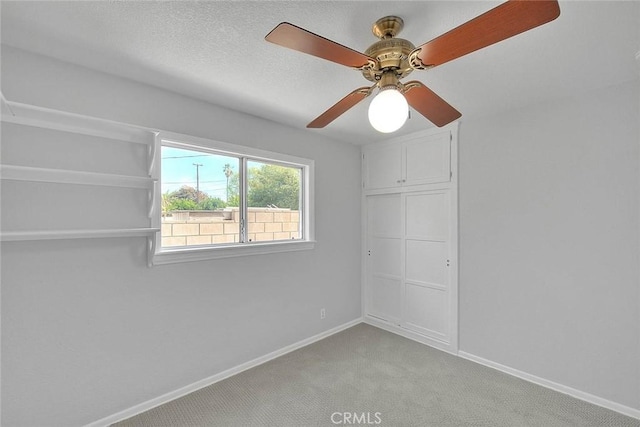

151,240,315,266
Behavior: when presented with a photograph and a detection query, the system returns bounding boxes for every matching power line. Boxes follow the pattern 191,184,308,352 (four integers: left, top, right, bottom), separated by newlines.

162,154,214,160
163,179,227,185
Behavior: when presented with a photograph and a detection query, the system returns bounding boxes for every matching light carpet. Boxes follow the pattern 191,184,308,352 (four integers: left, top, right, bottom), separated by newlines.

113,323,640,426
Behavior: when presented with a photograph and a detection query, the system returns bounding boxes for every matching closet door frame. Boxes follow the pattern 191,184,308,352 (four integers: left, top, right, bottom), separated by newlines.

361,123,458,355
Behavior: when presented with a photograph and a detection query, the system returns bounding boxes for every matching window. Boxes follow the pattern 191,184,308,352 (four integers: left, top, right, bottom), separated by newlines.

151,133,314,265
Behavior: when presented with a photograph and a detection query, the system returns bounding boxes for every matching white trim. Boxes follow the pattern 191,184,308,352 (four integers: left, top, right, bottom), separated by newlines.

0,228,159,242
0,99,316,263
152,132,315,265
458,351,640,421
151,240,316,265
361,123,459,353
160,131,314,168
360,151,368,321
364,316,457,355
84,318,363,427
83,319,639,426
383,122,459,145
0,164,156,189
448,123,459,354
637,47,640,417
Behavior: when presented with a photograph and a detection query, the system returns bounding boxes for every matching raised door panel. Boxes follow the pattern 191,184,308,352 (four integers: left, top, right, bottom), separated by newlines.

366,194,402,324
368,194,402,237
369,268,402,324
403,131,450,186
405,240,447,287
371,237,401,276
403,191,450,342
404,284,448,339
364,144,402,190
405,192,449,241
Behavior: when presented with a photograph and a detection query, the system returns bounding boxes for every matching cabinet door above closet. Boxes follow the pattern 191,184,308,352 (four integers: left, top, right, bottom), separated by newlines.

362,143,402,190
363,129,451,192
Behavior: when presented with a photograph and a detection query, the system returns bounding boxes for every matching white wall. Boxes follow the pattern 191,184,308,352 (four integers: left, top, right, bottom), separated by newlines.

3,43,639,425
459,78,640,410
0,46,363,426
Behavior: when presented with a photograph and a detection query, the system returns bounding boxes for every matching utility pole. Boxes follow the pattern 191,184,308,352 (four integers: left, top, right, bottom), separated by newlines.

223,163,233,202
193,163,203,201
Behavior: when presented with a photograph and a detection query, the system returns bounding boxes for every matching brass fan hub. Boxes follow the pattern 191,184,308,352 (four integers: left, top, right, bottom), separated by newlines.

362,37,415,82
362,16,415,82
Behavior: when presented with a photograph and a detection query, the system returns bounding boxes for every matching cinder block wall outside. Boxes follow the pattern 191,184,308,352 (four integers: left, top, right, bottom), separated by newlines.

161,207,300,247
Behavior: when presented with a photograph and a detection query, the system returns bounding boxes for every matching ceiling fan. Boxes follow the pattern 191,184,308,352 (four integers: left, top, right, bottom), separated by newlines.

265,0,560,133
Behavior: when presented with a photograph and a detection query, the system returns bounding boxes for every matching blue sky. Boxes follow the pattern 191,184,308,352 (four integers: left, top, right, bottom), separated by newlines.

161,146,238,201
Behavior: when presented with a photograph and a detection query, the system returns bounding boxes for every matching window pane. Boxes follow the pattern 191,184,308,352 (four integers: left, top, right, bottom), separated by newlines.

161,145,240,248
246,160,302,242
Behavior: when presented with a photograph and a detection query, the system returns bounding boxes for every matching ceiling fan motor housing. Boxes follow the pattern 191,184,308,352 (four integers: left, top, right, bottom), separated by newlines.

362,16,416,83
363,38,415,82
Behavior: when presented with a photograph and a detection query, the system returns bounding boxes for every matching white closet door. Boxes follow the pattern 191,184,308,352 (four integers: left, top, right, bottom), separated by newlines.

403,191,450,341
366,194,402,325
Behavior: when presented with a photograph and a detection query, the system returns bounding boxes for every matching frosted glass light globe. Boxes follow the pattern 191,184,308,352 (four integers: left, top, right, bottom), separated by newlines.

368,88,409,133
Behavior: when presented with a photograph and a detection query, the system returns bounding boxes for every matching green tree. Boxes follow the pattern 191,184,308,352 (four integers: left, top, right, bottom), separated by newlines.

223,163,234,202
227,194,240,207
196,197,227,210
170,185,207,204
162,191,173,216
164,185,227,211
168,198,198,211
227,173,240,207
247,164,300,209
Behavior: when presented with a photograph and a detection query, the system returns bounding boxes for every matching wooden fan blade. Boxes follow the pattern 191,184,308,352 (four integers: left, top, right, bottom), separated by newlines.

413,0,560,69
266,22,373,69
403,81,461,127
307,86,374,128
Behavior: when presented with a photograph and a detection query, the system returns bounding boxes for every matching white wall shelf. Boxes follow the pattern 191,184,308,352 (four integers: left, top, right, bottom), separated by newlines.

1,99,161,252
0,164,156,189
1,101,157,145
0,228,160,242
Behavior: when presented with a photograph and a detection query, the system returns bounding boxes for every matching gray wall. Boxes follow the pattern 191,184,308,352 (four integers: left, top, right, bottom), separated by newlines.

459,79,640,410
3,45,640,425
0,46,363,426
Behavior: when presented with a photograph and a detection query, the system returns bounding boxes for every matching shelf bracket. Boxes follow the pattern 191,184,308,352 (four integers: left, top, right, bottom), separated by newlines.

147,133,159,177
147,234,157,268
1,92,16,116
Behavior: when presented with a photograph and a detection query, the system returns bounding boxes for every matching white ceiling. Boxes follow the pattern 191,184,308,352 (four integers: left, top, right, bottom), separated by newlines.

1,1,638,145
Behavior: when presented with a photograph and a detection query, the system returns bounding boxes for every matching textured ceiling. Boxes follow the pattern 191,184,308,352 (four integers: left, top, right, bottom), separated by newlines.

1,1,639,145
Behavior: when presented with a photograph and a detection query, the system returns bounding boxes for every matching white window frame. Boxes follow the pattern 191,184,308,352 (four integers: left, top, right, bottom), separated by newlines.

150,131,315,266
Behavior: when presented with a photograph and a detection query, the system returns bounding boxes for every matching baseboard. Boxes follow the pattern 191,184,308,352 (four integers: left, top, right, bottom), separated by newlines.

86,318,363,427
364,315,457,355
458,351,640,421
86,318,639,425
